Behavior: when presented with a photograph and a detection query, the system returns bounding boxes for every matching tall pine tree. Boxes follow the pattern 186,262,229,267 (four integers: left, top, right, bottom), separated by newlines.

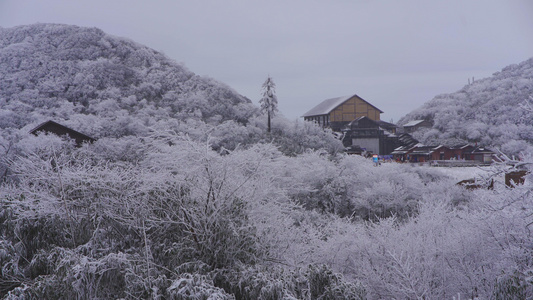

259,76,278,133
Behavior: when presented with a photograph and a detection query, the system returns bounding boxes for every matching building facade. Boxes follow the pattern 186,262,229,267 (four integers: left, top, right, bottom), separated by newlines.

302,94,383,132
391,144,494,164
342,117,400,155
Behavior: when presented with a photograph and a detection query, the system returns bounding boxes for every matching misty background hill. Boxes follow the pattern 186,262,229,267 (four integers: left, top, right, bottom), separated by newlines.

0,23,341,155
399,57,533,154
0,23,255,131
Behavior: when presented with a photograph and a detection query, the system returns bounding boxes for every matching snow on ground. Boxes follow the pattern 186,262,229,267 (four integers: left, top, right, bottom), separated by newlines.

412,164,503,183
433,166,492,181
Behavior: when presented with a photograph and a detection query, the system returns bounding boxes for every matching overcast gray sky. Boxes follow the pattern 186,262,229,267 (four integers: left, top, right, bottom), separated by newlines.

1,0,532,122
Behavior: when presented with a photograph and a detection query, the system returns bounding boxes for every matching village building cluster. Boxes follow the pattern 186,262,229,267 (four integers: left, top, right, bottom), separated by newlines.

30,94,495,166
302,94,494,164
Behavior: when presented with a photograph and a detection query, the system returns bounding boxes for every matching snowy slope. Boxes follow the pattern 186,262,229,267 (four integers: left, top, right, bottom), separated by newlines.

399,57,533,154
0,23,256,136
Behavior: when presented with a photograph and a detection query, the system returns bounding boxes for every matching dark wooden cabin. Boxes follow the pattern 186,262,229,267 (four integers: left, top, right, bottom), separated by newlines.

29,120,96,147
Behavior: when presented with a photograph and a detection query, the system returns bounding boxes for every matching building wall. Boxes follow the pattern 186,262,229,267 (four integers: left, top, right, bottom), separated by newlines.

304,115,330,126
431,147,454,160
329,96,381,122
352,137,380,154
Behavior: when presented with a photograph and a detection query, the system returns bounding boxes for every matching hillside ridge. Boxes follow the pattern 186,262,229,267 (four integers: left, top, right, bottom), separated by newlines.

398,57,533,154
0,23,255,136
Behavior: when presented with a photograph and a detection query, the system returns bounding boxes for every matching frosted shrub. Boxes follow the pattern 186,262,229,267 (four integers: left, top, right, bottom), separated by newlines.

280,153,452,221
269,116,344,156
492,270,532,300
213,264,366,300
167,273,233,300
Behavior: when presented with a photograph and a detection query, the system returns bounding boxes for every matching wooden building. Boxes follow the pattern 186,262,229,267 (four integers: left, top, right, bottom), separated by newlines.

342,116,398,155
450,145,474,160
430,145,452,161
391,143,494,164
405,145,437,162
29,120,96,147
464,147,494,163
302,94,383,132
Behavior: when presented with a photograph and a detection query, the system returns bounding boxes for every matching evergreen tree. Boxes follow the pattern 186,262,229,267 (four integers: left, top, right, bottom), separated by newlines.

259,76,278,133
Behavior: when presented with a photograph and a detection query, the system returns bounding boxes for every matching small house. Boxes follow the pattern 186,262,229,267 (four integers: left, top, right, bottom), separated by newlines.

390,134,420,161
406,145,437,163
450,144,474,160
430,145,454,160
464,147,495,163
29,120,96,147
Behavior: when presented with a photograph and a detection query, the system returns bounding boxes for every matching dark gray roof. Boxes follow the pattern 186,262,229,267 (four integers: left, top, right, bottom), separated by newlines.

30,120,96,145
302,94,383,117
377,120,397,130
397,133,419,148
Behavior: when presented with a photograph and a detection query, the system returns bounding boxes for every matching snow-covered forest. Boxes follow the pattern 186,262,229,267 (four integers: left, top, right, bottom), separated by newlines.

399,58,533,155
1,24,533,299
0,24,341,157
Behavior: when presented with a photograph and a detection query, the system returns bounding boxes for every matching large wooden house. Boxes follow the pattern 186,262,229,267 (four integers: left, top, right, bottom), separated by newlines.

302,94,383,132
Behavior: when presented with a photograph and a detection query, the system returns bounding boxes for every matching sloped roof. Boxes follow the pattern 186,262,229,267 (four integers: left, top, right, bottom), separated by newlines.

451,144,473,150
30,120,96,145
302,94,383,117
346,116,379,128
403,120,426,127
409,145,439,156
465,147,495,154
377,120,396,128
397,133,419,148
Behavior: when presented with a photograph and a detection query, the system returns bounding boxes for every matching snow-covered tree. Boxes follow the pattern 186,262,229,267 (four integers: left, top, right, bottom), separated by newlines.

259,76,278,133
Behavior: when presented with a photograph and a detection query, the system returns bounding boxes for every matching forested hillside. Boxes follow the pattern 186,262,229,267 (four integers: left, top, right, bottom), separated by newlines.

0,23,254,129
1,24,532,299
0,23,341,155
399,57,533,154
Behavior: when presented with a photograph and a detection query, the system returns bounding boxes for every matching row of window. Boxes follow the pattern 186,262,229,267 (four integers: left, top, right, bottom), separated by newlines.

351,130,380,136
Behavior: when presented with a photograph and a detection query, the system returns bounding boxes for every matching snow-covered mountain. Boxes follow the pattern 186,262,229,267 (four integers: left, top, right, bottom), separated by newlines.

0,23,256,134
399,58,533,154
0,23,341,154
